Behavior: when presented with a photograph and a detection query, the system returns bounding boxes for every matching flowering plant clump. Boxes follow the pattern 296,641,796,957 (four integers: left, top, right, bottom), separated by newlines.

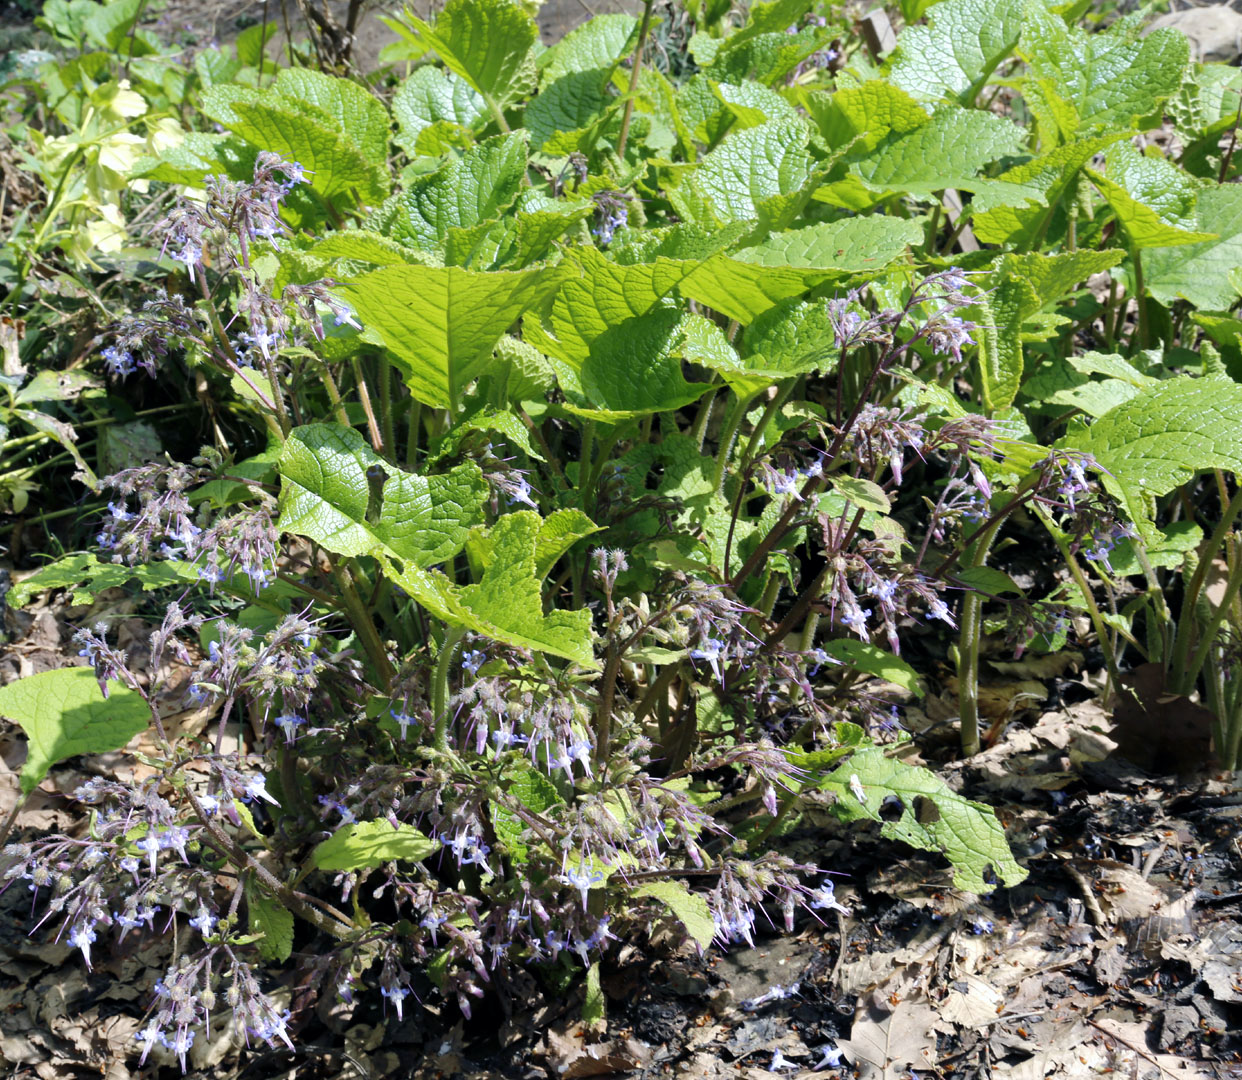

3,0,1242,1069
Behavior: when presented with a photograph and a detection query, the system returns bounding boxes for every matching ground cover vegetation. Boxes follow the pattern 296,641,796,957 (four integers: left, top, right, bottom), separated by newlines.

0,0,1240,1073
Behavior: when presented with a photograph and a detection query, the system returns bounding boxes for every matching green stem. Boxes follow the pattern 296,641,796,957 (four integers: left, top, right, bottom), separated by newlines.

739,381,795,468
689,388,717,451
332,563,394,685
956,516,1007,757
711,391,756,494
1183,553,1242,695
432,626,465,752
407,399,422,466
1169,486,1242,692
378,359,395,458
1131,245,1148,352
615,0,655,160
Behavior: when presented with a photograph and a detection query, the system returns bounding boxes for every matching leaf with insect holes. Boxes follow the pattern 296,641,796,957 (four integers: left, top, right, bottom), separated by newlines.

819,746,1026,892
0,667,150,797
278,424,488,568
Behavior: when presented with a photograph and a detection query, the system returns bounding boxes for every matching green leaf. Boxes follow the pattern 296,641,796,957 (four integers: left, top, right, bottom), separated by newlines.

829,476,891,514
384,133,529,252
404,0,538,113
821,640,923,697
723,298,841,394
337,263,557,409
312,819,440,871
1063,374,1242,533
807,80,929,157
392,66,488,155
491,762,562,859
680,217,924,324
1020,4,1189,139
277,424,488,566
1143,184,1242,310
559,308,714,420
307,230,436,269
380,511,597,667
972,135,1122,249
633,881,716,951
527,71,613,151
0,667,150,797
8,553,202,608
235,20,276,66
273,67,392,163
524,247,696,365
201,86,389,205
692,117,813,224
890,0,1027,104
583,962,606,1027
850,107,1028,196
819,746,1027,892
954,566,1025,596
466,507,601,579
1087,143,1215,248
246,881,294,963
539,13,637,84
972,278,1036,413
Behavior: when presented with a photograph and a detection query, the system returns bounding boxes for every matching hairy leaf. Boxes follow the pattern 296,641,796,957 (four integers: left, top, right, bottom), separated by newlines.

890,0,1026,104
634,881,717,951
246,881,294,962
1143,184,1242,310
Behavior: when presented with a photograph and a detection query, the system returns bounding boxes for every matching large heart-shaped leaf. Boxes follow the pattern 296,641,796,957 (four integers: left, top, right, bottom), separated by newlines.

337,264,558,409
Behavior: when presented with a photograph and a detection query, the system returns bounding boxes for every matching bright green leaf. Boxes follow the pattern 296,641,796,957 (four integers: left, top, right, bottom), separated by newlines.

380,511,597,667
1143,184,1242,310
8,553,202,608
0,667,149,797
392,66,488,155
337,263,557,409
1088,143,1215,248
312,819,440,871
277,423,488,566
821,639,923,696
404,0,538,113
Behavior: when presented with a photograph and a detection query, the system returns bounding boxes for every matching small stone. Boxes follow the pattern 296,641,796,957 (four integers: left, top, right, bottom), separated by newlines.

1157,1005,1199,1051
1144,6,1242,64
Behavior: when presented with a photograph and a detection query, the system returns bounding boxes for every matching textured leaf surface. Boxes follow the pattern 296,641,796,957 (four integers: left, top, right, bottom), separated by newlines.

201,86,388,204
890,0,1026,103
312,820,440,871
527,70,611,150
1088,143,1214,248
693,117,813,223
392,66,487,154
386,133,529,251
852,107,1027,194
274,67,391,162
634,881,717,951
405,0,538,110
246,882,294,962
9,553,201,608
972,136,1121,248
1021,6,1189,137
680,217,923,324
381,511,596,666
1142,185,1242,310
338,263,556,408
525,247,696,364
820,747,1027,892
539,13,636,84
0,667,149,797
277,424,487,566
1065,375,1242,531
808,80,929,156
